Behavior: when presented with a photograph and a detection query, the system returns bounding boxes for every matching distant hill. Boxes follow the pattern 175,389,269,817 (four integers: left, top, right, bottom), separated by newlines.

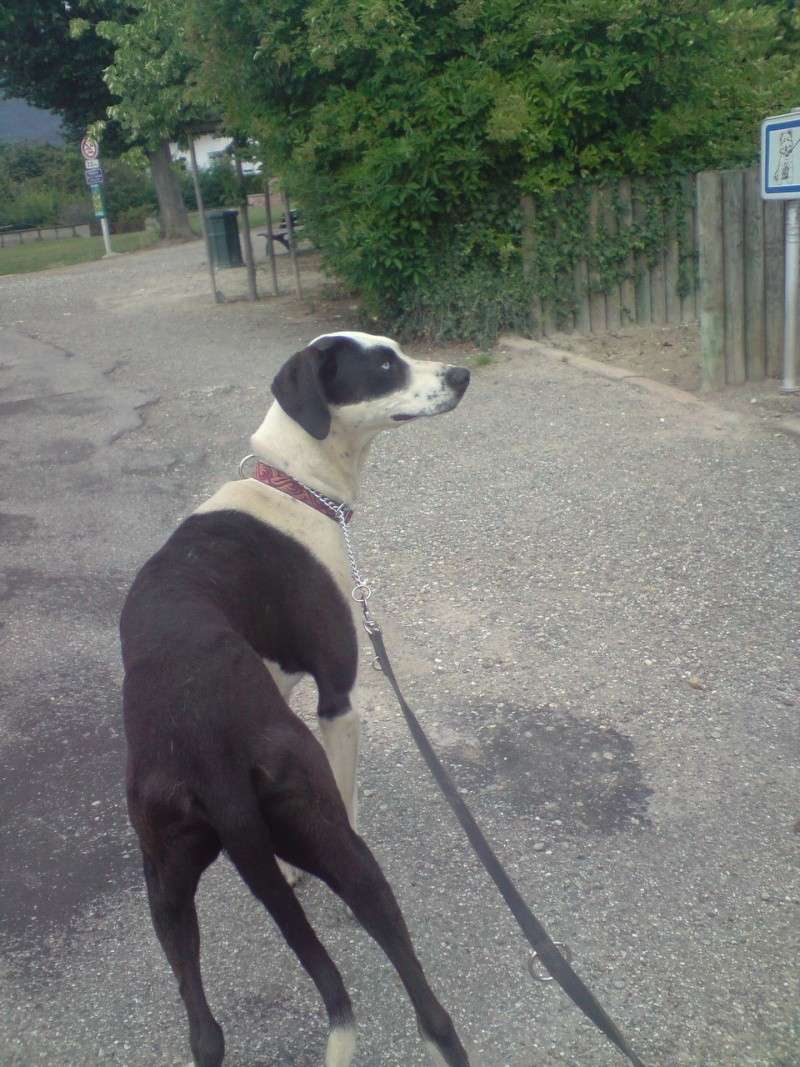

0,98,64,145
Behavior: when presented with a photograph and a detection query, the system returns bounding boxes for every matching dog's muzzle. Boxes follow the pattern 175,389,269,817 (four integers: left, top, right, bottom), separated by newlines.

391,365,470,422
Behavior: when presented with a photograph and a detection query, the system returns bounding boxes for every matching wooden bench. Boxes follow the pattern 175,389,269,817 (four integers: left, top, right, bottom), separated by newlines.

257,210,302,252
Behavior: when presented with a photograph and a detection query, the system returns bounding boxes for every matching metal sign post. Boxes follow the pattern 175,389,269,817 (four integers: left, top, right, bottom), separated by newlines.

783,201,799,393
81,135,114,257
761,108,800,393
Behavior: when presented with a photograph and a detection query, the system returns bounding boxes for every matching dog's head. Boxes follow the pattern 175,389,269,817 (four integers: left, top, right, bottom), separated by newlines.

271,332,470,441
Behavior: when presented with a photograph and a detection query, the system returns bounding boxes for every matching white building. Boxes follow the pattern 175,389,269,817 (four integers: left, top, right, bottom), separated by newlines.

170,134,261,174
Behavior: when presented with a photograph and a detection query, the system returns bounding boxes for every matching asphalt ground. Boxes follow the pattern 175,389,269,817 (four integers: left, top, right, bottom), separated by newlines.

0,238,798,1067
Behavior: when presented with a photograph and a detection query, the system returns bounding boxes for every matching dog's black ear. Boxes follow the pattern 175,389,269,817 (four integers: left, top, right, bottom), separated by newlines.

271,338,338,440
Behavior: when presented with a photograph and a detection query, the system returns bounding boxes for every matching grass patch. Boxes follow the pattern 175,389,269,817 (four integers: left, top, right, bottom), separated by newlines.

471,352,495,367
0,205,273,277
0,228,161,276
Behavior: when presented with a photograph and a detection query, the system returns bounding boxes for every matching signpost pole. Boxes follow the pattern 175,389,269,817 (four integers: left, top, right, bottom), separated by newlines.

99,209,113,258
782,200,799,392
81,134,115,257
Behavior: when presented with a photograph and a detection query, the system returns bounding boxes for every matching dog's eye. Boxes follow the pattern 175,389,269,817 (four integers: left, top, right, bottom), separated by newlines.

381,360,391,370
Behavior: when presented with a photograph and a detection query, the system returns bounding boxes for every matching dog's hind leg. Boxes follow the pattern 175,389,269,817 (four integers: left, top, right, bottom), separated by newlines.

327,837,468,1067
276,817,469,1067
140,826,224,1067
220,816,356,1066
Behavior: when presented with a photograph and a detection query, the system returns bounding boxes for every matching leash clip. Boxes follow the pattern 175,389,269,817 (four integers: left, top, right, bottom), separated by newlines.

528,943,573,982
352,582,373,604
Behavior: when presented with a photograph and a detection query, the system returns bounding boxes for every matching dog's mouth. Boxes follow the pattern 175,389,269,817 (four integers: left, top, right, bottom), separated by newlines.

391,396,461,422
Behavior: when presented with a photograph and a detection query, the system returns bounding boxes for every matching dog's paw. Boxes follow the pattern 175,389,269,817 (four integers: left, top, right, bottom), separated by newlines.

277,858,305,888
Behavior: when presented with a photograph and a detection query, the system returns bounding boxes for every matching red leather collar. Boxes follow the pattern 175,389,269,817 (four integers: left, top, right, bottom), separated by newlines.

251,460,353,524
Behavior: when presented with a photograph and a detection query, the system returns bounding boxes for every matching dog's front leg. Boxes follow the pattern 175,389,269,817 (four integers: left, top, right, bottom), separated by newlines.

318,695,360,830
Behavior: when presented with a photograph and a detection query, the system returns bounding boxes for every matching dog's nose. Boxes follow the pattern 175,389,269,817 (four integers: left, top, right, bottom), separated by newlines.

445,366,470,393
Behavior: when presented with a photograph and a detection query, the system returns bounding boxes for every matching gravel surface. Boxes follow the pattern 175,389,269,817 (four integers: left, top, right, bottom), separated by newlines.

1,237,798,1067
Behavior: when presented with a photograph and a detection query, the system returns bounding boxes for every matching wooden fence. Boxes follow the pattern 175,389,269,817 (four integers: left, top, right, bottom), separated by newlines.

522,166,787,387
521,177,699,338
697,166,784,387
0,223,91,246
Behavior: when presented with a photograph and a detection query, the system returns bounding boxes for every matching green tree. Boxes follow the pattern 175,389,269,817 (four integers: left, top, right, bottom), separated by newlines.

0,0,193,239
85,0,217,238
181,0,796,335
0,0,124,143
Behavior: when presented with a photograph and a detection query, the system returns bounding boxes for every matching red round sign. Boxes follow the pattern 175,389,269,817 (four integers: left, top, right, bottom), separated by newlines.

80,136,99,160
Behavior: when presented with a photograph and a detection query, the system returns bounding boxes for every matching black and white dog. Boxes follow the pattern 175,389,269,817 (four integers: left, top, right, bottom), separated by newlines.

120,332,470,1067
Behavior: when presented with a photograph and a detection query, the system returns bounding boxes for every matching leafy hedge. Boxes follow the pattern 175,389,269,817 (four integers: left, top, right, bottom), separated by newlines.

184,0,798,340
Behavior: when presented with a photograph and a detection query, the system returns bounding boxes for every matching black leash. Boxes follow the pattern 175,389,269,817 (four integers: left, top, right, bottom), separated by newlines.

365,621,649,1067
277,476,649,1065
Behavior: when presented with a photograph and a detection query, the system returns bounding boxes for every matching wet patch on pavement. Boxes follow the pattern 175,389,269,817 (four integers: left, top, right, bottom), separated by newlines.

34,437,97,465
0,567,37,603
0,566,127,622
0,396,41,417
0,513,36,545
0,677,136,950
225,993,320,1067
120,445,207,475
445,702,652,835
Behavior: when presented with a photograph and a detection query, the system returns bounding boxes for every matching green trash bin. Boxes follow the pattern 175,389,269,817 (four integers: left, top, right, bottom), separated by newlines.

206,209,244,269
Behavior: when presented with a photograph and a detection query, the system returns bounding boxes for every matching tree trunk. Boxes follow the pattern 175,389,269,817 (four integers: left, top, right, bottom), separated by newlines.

148,138,193,240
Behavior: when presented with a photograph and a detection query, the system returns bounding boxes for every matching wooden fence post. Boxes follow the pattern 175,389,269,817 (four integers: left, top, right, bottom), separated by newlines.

600,185,621,330
588,189,606,333
697,171,726,389
743,166,766,382
618,178,636,325
574,256,591,332
721,169,746,385
680,175,698,323
520,196,543,338
665,197,681,324
650,200,667,326
764,199,785,378
633,180,652,325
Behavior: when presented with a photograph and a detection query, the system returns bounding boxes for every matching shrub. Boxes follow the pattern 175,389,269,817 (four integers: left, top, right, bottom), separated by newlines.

112,206,148,233
389,260,535,348
187,0,799,343
9,189,59,228
103,159,157,220
60,199,93,227
179,156,263,211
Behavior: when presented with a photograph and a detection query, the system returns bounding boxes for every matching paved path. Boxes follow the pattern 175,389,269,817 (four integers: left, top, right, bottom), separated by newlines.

0,240,798,1066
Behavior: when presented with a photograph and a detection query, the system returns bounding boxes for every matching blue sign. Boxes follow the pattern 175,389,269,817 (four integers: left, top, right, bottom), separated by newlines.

85,168,104,187
761,110,800,200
